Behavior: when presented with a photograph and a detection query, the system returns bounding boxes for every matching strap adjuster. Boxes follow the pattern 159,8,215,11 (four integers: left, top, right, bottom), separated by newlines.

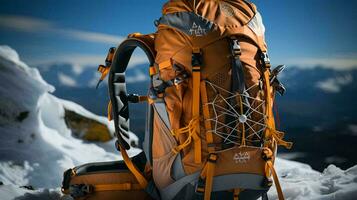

195,177,205,195
192,49,202,67
261,52,271,68
208,153,218,163
232,39,241,56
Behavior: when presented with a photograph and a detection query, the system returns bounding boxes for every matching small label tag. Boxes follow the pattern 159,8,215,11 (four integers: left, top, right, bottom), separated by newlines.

233,152,250,164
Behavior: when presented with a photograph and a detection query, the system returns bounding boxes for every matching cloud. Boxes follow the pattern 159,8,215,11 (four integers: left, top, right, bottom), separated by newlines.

0,15,124,44
315,74,353,93
280,53,357,70
58,72,77,87
27,53,149,68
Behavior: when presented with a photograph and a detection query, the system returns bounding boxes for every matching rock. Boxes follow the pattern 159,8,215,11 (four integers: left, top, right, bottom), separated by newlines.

64,109,112,142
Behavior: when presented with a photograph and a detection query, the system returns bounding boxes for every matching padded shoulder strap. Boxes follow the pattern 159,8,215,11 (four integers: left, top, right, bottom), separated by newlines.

108,33,155,150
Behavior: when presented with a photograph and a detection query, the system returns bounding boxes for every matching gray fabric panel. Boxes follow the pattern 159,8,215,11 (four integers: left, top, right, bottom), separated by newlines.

159,12,215,36
160,171,200,200
143,104,153,166
171,153,186,181
153,102,171,129
212,174,268,191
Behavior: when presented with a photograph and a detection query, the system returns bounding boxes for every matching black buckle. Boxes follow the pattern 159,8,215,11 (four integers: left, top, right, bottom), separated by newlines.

195,177,205,195
69,184,94,198
127,94,140,103
192,52,203,67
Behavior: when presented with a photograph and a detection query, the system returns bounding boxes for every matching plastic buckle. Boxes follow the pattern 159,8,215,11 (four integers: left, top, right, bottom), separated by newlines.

208,153,218,163
69,184,93,198
195,177,205,195
261,52,271,68
192,49,202,67
232,39,241,56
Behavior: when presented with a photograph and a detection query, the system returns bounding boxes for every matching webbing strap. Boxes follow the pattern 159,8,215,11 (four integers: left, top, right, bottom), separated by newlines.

192,49,202,164
266,161,284,200
200,81,214,152
263,67,292,149
233,188,241,200
204,154,217,200
94,182,142,191
119,145,148,189
263,147,284,200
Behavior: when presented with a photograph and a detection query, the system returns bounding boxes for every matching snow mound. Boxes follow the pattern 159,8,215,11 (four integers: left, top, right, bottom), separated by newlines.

0,45,139,189
268,159,357,200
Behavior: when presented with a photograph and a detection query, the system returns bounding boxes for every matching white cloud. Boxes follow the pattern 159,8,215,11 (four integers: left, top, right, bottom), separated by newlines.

0,15,124,44
280,53,357,70
27,53,148,68
316,74,353,93
58,72,77,87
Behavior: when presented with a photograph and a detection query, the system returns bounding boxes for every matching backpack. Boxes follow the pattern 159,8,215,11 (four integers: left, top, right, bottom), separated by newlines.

98,1,292,199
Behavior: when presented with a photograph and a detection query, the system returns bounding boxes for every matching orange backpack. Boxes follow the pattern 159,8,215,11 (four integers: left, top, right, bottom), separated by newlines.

99,1,292,199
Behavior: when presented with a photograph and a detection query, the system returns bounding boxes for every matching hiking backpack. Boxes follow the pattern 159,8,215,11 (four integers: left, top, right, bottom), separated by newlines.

99,0,292,199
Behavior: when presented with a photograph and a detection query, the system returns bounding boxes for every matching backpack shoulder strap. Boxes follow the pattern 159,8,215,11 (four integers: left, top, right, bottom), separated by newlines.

108,33,156,189
109,33,155,149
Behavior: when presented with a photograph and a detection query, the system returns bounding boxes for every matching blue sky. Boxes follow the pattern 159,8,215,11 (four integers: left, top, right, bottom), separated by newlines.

0,0,356,69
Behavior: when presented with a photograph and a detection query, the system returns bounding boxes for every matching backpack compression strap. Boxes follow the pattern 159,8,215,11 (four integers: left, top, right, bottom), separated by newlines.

108,33,156,189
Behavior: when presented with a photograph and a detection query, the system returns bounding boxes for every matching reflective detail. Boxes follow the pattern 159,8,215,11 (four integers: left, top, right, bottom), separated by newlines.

143,104,154,165
247,12,265,37
159,12,215,36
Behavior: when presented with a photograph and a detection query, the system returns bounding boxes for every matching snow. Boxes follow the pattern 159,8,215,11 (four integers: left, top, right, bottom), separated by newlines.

1,45,357,199
0,45,140,190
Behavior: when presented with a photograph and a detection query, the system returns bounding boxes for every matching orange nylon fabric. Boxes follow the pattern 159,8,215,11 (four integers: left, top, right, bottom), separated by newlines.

94,183,142,191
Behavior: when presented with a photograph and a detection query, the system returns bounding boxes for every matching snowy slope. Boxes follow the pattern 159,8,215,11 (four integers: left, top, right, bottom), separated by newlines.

0,45,140,189
0,45,357,199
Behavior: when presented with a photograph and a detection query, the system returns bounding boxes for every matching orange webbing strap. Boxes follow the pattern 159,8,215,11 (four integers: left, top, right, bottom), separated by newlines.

266,161,284,200
200,81,214,152
263,68,292,149
192,63,202,164
94,182,143,192
204,153,217,200
233,188,241,200
200,81,217,200
158,59,172,70
263,148,284,200
119,145,148,189
149,65,157,76
262,68,275,141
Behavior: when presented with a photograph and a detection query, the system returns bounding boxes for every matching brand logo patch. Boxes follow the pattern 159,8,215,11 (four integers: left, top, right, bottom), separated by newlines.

233,152,250,164
189,22,206,36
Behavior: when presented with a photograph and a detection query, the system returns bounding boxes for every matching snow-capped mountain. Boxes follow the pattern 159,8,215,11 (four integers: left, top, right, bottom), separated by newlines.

1,46,357,199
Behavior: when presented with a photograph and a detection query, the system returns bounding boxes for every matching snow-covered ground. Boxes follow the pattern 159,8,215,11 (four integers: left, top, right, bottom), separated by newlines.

0,45,140,189
0,45,356,199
